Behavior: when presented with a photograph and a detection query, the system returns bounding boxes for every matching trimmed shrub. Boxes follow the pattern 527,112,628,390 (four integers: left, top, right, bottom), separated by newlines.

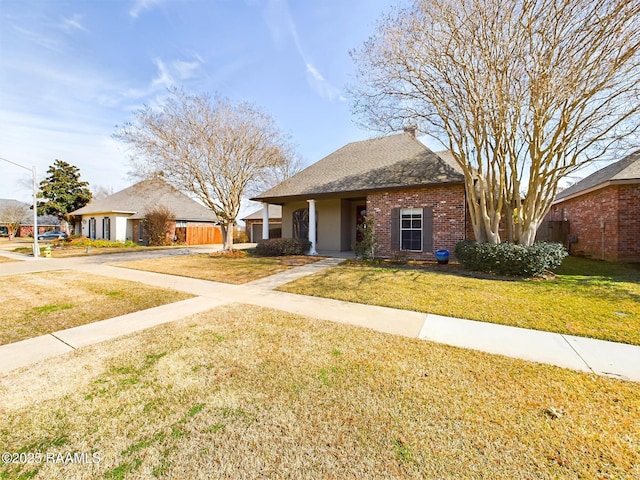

233,230,249,244
255,238,312,256
209,249,249,258
455,240,567,277
64,237,138,248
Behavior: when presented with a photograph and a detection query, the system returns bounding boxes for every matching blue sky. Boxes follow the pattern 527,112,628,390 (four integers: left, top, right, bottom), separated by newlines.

1,0,402,205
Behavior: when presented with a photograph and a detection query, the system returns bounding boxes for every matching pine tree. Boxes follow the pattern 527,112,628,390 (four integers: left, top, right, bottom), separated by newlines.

38,160,92,230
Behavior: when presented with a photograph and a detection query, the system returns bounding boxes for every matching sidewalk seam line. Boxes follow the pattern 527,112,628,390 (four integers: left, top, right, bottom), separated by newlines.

49,333,77,351
560,334,594,374
417,314,430,339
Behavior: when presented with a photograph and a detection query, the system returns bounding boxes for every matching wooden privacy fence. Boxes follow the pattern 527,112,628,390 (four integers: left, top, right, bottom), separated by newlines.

177,225,222,245
536,220,570,245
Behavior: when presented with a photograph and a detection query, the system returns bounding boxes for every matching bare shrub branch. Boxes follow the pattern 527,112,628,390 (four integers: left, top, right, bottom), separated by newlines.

143,205,175,247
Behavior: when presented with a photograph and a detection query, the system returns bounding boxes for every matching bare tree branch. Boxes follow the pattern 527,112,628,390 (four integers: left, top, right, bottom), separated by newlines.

114,88,297,249
351,0,640,245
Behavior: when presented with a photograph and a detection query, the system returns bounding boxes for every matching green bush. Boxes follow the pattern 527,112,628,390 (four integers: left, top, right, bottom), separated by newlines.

353,216,378,260
454,240,567,277
65,237,138,248
255,238,312,256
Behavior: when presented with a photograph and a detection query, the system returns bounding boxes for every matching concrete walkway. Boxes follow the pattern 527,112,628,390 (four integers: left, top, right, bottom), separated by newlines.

1,252,639,382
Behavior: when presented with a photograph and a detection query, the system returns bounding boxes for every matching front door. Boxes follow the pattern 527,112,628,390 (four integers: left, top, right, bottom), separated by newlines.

103,217,111,241
88,218,96,240
355,205,367,244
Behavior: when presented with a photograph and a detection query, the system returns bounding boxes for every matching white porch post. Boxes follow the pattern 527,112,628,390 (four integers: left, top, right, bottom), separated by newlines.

262,203,270,241
307,199,317,255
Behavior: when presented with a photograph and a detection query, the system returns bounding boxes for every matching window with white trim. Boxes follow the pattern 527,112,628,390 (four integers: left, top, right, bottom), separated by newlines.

400,208,422,251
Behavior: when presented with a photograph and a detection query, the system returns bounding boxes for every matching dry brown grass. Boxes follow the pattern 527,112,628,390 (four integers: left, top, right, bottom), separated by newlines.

0,304,638,479
0,256,17,263
113,253,320,284
0,270,193,345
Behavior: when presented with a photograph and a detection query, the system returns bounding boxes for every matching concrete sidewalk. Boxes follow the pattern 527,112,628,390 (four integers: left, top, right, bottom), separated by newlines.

1,253,639,382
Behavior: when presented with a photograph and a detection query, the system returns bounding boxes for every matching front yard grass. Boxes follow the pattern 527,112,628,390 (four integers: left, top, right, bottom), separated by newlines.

0,256,17,263
113,253,320,284
0,270,193,345
279,256,640,345
0,304,637,479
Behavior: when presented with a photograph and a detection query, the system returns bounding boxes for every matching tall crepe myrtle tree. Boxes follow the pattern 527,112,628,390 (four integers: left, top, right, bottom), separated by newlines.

114,88,297,250
350,0,640,245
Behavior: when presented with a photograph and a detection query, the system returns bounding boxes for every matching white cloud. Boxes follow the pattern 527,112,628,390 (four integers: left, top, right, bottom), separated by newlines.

129,0,166,19
60,14,87,33
11,25,62,52
150,58,174,90
305,63,343,101
262,0,342,102
124,55,205,100
0,109,130,202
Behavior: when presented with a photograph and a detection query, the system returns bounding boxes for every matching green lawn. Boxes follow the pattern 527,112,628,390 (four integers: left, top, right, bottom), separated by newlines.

1,304,638,479
279,257,640,345
113,253,320,284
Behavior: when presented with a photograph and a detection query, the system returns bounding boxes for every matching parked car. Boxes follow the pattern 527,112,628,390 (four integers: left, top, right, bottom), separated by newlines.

37,231,68,241
0,226,8,237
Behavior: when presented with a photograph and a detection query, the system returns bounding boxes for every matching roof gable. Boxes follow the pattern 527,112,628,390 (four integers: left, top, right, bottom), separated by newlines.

556,151,640,200
71,178,218,222
242,205,282,221
252,133,464,202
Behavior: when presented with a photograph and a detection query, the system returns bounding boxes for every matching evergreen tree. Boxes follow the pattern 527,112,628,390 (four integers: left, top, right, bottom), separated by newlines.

38,160,92,230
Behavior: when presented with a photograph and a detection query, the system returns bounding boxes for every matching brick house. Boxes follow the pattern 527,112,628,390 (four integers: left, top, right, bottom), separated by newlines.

251,130,467,259
546,151,640,261
0,199,60,237
70,178,222,245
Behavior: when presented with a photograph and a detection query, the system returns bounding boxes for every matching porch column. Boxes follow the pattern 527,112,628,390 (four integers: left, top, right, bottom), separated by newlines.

262,203,270,241
307,199,317,255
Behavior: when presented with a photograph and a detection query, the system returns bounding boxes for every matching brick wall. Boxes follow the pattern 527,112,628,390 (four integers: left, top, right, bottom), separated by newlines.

368,184,467,260
616,184,640,260
548,184,640,261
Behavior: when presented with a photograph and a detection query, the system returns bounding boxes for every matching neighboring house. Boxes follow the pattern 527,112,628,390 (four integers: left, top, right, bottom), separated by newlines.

242,205,282,242
0,199,59,237
251,129,467,258
545,151,640,261
70,178,222,245
18,215,60,238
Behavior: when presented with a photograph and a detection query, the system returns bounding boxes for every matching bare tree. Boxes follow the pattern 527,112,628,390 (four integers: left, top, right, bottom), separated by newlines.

114,88,297,250
0,202,29,239
92,185,114,201
248,147,305,197
351,0,640,245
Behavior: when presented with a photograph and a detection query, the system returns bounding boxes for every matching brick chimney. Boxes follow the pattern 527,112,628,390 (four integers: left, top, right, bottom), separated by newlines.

403,125,417,137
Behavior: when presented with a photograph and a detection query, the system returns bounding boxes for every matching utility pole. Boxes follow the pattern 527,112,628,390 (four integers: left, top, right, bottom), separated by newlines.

1,157,39,257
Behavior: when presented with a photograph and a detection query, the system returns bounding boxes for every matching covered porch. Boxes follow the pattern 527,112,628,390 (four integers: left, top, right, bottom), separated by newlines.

258,196,368,255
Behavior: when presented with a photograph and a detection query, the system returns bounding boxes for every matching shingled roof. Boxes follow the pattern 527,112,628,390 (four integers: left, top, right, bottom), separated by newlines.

252,133,464,203
241,204,282,221
71,178,218,222
556,151,640,202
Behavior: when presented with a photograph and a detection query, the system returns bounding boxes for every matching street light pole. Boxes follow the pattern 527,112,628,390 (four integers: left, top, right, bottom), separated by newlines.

1,157,39,257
